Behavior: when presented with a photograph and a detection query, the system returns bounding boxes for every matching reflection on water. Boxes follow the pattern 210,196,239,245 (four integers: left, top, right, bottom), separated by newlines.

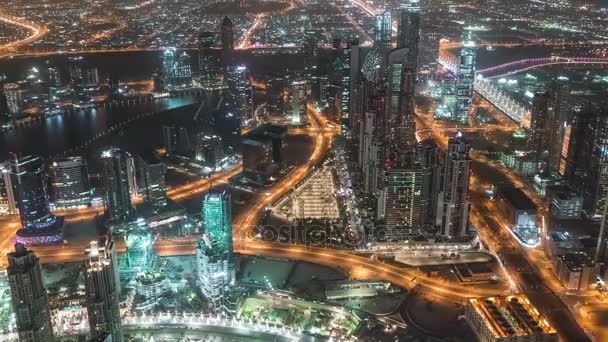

0,97,196,160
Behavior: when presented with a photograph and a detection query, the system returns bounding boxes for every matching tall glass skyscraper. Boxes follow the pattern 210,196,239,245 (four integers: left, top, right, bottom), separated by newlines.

49,157,91,209
455,31,476,124
225,65,253,127
10,153,63,244
101,148,133,222
203,190,233,255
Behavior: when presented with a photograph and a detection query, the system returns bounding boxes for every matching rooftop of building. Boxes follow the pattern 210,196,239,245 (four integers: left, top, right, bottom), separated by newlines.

497,187,536,211
468,295,557,338
558,252,595,271
243,124,288,141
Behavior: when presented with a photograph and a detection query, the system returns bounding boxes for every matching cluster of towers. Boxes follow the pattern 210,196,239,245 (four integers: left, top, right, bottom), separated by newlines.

7,239,123,341
346,1,472,239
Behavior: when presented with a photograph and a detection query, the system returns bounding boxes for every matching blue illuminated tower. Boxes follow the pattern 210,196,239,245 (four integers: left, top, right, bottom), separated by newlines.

197,190,233,313
203,190,233,255
455,31,476,124
10,153,63,245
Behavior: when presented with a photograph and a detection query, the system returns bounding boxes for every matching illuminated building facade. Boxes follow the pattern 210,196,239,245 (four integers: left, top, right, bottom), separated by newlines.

454,31,476,124
10,153,63,244
374,9,392,53
397,0,420,67
125,228,153,274
378,164,422,239
84,240,123,342
136,154,166,207
101,148,133,222
49,157,91,209
225,65,253,127
416,139,440,228
198,31,222,90
465,296,557,342
203,190,233,255
7,243,54,341
3,83,22,115
288,79,308,125
161,48,193,90
0,162,17,215
439,136,471,237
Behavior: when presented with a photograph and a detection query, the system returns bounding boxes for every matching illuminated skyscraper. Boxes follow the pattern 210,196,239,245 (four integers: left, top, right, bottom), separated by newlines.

225,65,253,126
125,228,153,273
439,135,471,237
3,83,22,115
49,157,91,208
197,190,234,313
101,148,133,222
454,31,476,124
68,56,99,88
565,104,608,219
416,139,440,228
0,77,9,122
287,79,308,125
203,190,233,255
375,9,392,53
378,162,422,239
0,162,17,215
198,31,222,89
84,240,123,342
397,0,420,66
7,243,54,341
136,154,166,207
161,48,192,90
10,153,63,244
395,62,417,151
527,92,551,170
546,80,570,175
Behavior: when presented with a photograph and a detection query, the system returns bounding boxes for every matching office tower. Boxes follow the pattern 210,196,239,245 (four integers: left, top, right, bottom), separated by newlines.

203,190,233,255
221,16,235,56
4,83,22,115
10,154,63,244
385,48,409,131
49,157,91,208
137,154,166,206
527,92,551,170
397,0,420,66
454,31,476,124
375,9,393,52
546,81,570,175
417,139,440,227
84,240,123,342
287,78,308,125
162,125,177,155
439,135,471,237
101,148,133,222
7,243,54,341
225,65,253,126
347,41,364,135
565,104,608,219
198,31,222,89
0,162,17,215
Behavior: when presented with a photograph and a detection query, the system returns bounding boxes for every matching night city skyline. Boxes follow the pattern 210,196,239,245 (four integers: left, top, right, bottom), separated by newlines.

0,0,607,341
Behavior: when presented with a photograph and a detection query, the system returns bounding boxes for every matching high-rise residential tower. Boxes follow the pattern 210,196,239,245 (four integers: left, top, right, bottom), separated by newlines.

101,148,133,222
84,240,123,342
439,135,471,237
7,243,54,341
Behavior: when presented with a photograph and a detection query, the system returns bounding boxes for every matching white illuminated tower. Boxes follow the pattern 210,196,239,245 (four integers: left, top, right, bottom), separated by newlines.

455,31,476,124
84,240,123,342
